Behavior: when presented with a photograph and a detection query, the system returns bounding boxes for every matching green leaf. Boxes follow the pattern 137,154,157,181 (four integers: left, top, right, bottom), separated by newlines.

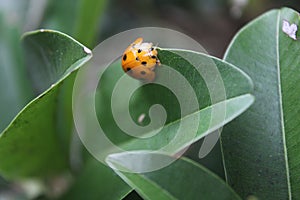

91,49,254,156
62,158,132,200
22,30,92,93
119,93,253,153
0,30,92,179
184,139,225,179
107,153,241,200
221,7,300,199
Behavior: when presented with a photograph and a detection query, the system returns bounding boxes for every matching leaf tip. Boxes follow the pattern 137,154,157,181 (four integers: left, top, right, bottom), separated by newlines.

83,46,92,55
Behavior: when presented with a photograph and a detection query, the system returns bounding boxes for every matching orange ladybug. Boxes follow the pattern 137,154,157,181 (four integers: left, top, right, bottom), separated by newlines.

121,38,160,82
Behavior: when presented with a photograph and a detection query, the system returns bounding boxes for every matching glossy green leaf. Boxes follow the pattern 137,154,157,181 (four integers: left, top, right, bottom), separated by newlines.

221,7,300,199
93,49,254,156
0,30,92,179
62,158,132,200
107,154,241,200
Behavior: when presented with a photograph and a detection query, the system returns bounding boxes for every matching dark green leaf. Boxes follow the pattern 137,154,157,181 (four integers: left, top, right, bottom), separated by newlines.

221,7,300,199
107,154,241,200
92,49,254,155
0,30,92,179
184,139,225,179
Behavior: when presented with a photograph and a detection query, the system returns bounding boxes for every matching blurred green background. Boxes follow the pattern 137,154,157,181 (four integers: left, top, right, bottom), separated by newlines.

0,0,300,199
2,0,299,130
1,0,300,55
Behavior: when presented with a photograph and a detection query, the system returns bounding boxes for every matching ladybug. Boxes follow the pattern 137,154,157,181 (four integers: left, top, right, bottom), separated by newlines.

121,38,160,82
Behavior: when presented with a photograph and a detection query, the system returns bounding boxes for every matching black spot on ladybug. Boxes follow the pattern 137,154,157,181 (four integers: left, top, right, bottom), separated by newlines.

150,47,154,51
126,67,131,71
151,55,156,59
141,61,147,66
136,57,139,61
123,54,127,61
138,49,142,53
140,71,146,75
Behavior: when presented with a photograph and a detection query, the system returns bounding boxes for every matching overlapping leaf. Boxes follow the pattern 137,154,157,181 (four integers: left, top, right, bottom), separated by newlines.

0,30,91,179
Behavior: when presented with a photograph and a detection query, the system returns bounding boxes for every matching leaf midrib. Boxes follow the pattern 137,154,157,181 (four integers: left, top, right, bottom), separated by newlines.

114,94,253,154
276,9,292,200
